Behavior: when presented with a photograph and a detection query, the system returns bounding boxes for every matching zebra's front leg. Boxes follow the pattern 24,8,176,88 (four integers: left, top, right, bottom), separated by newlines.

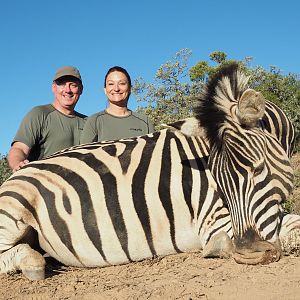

0,244,45,280
198,210,234,259
202,231,234,259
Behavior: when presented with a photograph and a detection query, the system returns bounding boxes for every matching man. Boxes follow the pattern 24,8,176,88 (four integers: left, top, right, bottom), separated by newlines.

8,66,87,172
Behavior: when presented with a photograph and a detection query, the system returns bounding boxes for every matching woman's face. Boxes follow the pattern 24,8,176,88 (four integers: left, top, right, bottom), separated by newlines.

104,71,131,106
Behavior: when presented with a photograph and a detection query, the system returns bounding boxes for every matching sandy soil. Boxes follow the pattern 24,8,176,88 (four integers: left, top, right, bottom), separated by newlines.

1,153,300,300
0,252,300,300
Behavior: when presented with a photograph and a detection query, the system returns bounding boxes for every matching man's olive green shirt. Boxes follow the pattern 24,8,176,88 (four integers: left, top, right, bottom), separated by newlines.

13,104,87,161
80,110,154,143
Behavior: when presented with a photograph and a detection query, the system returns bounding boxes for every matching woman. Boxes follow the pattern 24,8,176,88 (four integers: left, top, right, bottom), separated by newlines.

81,66,154,143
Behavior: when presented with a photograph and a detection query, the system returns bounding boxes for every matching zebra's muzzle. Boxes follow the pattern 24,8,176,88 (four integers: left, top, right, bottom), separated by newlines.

233,240,281,265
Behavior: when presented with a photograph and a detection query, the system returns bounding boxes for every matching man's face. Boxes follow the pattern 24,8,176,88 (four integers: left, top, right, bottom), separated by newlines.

52,76,83,114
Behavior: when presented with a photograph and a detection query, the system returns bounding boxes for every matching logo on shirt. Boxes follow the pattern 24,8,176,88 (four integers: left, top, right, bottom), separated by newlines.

130,128,142,132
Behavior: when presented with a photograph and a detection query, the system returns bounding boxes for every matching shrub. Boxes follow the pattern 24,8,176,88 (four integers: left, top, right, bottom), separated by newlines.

0,155,12,185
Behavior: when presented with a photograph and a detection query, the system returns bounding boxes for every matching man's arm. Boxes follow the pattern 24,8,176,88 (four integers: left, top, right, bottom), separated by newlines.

80,116,98,144
8,142,31,173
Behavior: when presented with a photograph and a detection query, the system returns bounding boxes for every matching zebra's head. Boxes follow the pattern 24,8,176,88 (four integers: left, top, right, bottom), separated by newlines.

172,63,294,264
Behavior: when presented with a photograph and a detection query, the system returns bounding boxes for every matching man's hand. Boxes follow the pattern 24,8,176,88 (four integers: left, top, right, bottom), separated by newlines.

8,142,31,173
12,159,30,172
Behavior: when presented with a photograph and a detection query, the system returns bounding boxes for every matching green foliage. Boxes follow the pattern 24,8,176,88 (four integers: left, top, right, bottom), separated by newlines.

209,51,227,64
132,49,201,128
0,154,12,185
189,61,210,82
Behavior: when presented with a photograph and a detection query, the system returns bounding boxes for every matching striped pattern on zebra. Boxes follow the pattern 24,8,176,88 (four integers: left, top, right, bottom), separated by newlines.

0,63,299,280
262,101,295,158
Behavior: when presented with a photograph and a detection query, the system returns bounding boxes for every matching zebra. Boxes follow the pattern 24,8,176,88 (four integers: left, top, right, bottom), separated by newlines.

0,63,299,280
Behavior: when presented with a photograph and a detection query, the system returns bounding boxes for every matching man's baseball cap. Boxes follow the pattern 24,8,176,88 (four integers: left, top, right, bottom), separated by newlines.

53,66,82,82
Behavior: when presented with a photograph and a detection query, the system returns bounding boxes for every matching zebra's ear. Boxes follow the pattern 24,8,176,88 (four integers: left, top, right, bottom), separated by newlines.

236,89,265,128
163,117,207,138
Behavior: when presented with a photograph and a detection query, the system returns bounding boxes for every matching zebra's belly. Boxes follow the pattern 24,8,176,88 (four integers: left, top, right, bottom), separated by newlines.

38,227,202,267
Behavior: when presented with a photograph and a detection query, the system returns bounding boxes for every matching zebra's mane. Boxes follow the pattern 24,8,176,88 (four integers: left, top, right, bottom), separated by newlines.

194,63,250,147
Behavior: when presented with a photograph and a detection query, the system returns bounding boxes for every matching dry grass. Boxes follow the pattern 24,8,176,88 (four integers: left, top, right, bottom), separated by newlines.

286,152,300,214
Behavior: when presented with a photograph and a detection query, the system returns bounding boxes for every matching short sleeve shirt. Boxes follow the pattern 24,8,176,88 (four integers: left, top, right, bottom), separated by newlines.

80,110,154,143
12,104,87,161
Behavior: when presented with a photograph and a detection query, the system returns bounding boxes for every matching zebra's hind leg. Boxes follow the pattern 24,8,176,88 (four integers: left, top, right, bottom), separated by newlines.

0,194,46,280
202,231,234,259
0,244,46,280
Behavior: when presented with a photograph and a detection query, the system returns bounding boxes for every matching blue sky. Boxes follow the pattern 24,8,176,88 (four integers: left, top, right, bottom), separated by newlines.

1,0,299,155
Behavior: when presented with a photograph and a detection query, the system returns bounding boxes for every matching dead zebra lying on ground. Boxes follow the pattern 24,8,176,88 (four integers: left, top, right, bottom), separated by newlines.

0,63,299,280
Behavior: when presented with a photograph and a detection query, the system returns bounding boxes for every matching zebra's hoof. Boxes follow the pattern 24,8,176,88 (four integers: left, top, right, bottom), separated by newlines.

22,267,45,280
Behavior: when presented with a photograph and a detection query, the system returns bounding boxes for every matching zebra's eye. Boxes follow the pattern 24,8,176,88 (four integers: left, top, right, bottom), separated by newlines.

253,162,265,176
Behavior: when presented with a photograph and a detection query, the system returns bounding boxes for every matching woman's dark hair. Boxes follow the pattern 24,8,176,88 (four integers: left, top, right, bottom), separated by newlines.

104,66,131,87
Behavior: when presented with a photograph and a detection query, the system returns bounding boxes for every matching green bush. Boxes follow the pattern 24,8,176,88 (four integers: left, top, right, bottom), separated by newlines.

0,155,12,185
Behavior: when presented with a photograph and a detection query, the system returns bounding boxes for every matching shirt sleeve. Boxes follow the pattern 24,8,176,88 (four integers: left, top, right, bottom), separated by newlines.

80,116,98,144
12,107,44,148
